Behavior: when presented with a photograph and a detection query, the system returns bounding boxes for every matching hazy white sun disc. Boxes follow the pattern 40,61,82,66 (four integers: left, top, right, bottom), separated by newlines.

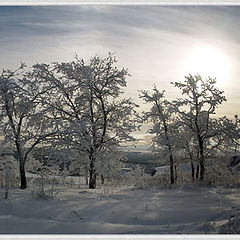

184,46,229,87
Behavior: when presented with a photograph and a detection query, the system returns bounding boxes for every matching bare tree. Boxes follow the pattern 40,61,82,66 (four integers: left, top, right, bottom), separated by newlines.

0,64,57,189
32,54,140,189
172,74,226,180
139,86,177,184
220,115,240,154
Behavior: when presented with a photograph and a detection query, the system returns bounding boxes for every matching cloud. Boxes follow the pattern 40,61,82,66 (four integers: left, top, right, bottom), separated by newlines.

1,6,240,119
1,6,239,48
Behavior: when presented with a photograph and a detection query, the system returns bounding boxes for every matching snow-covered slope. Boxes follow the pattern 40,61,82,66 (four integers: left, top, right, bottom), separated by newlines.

0,185,240,234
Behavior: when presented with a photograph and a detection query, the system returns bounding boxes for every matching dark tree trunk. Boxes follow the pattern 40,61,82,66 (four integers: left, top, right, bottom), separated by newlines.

197,135,205,181
89,173,96,189
1,173,3,188
85,165,88,185
4,190,8,199
170,154,174,184
174,165,177,182
199,159,205,181
199,147,205,180
191,161,195,182
101,174,104,185
155,102,174,185
89,160,96,189
19,161,27,189
196,164,199,179
16,142,27,189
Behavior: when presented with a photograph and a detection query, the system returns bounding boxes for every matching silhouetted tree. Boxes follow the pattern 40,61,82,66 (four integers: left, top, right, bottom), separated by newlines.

172,74,226,180
139,86,177,184
32,54,140,189
0,64,57,189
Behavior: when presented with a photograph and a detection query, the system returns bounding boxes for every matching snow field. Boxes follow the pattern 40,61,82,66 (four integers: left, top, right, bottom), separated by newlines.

1,184,240,234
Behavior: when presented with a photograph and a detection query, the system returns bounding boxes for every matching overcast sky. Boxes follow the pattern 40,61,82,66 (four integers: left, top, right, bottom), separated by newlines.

1,6,240,121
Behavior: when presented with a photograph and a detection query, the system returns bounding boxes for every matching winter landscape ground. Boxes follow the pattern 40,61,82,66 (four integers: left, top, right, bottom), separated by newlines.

1,176,240,235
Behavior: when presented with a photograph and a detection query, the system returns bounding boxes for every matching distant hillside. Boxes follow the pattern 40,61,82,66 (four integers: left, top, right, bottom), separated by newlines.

124,151,155,164
122,150,161,175
122,145,151,153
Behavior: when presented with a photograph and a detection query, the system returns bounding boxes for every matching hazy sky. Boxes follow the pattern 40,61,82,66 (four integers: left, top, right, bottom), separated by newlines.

1,6,240,120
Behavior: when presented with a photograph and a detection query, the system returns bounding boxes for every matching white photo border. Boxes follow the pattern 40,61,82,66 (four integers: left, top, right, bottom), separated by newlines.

0,1,240,239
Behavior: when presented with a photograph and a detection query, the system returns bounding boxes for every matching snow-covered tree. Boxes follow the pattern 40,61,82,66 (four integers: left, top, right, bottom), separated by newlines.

32,54,140,189
139,86,178,184
220,115,240,154
174,117,227,181
171,74,227,180
0,64,57,189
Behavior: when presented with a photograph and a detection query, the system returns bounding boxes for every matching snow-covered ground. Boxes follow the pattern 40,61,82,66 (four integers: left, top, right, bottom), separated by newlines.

1,183,240,234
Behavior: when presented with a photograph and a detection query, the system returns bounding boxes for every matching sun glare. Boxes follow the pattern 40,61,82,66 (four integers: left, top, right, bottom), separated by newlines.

183,46,229,87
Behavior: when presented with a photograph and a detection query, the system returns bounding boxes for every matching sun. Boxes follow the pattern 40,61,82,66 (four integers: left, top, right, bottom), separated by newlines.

183,46,229,87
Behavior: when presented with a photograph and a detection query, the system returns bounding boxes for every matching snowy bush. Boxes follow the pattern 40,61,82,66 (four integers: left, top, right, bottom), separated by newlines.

100,172,124,188
31,177,60,199
175,172,192,185
0,154,19,199
219,219,240,233
121,165,156,188
28,158,60,199
218,209,240,234
204,157,240,186
0,165,19,189
94,148,127,186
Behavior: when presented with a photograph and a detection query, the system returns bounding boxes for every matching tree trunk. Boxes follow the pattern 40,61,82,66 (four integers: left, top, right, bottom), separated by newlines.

89,173,96,189
4,189,8,199
199,147,205,180
19,161,27,189
85,165,88,185
197,135,205,181
5,182,8,199
15,139,27,189
199,159,205,181
174,165,177,182
4,168,9,199
101,174,104,185
196,164,199,179
1,172,3,188
155,103,174,185
89,160,96,189
191,161,195,182
170,154,174,184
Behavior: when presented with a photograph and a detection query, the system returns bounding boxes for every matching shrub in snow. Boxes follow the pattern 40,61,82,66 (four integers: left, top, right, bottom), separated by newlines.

152,172,169,185
68,158,89,186
201,222,216,233
28,158,60,199
84,148,131,189
219,216,240,233
31,176,60,200
121,165,157,188
0,154,18,199
215,208,240,233
204,157,240,186
175,172,193,185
